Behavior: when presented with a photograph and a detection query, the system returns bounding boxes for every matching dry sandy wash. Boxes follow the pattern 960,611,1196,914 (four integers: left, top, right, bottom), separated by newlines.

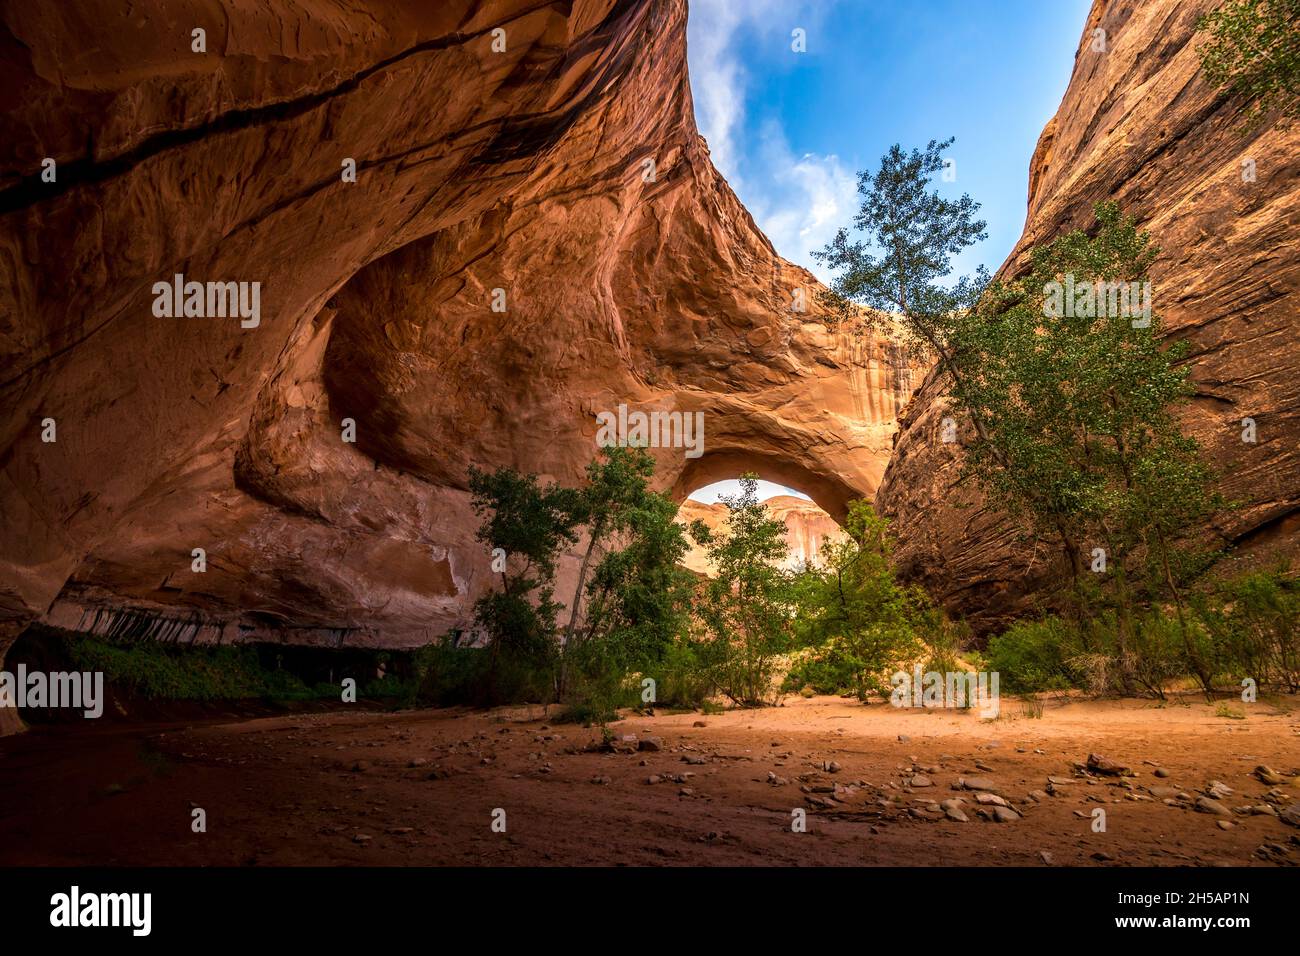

2,695,1298,866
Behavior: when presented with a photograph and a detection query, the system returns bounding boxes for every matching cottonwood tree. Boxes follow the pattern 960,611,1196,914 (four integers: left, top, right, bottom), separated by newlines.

817,141,1222,691
814,137,989,361
953,203,1221,690
813,137,1003,484
560,446,697,714
468,466,579,684
470,447,697,718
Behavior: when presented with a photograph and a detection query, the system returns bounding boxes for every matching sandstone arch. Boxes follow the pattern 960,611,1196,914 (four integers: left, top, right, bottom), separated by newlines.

0,0,918,685
672,452,860,524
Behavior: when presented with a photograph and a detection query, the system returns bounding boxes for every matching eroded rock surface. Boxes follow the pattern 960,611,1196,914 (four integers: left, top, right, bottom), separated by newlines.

877,0,1300,631
0,0,916,654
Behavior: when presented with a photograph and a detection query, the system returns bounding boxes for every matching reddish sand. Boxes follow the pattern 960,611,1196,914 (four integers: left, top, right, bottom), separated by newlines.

1,694,1298,866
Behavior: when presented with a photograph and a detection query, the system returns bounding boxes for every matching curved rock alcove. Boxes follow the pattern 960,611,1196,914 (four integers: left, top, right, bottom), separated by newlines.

0,0,918,679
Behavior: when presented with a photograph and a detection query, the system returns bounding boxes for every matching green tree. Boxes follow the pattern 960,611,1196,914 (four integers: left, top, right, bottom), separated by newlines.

952,203,1221,690
693,474,796,706
813,137,1007,509
562,447,699,716
563,447,657,647
787,500,921,700
468,447,700,719
814,137,989,362
468,466,580,688
1197,0,1300,128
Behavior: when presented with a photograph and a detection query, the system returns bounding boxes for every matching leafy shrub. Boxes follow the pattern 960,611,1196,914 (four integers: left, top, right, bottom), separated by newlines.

783,638,872,697
786,501,924,701
411,638,553,709
1127,610,1198,699
653,636,715,709
986,618,1081,693
1194,568,1300,691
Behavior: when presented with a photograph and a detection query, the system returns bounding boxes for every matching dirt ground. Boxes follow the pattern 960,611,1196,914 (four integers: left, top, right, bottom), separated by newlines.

2,693,1298,866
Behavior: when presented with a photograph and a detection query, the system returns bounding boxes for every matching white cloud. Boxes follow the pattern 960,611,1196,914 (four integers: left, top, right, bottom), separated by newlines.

687,0,853,282
686,0,776,188
750,121,858,283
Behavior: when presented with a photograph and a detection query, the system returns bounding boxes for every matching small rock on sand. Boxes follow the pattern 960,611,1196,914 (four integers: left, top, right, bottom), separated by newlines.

1086,753,1130,776
1195,796,1231,817
1255,765,1286,786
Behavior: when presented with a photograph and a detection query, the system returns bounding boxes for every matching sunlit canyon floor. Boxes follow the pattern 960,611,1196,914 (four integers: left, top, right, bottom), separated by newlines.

2,695,1298,867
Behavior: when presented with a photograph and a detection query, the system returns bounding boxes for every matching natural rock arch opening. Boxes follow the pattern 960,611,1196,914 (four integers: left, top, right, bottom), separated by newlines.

668,449,863,524
676,474,847,575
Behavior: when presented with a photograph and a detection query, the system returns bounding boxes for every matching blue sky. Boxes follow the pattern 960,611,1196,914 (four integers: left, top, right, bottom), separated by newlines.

684,0,1090,503
686,0,1092,286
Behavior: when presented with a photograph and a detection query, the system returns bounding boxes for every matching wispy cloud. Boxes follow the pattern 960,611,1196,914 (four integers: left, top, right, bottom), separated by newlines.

687,0,853,283
750,121,858,282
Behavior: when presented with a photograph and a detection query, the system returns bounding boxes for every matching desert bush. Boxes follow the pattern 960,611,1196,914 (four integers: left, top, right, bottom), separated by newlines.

785,501,923,701
916,608,970,677
653,636,715,709
65,636,337,702
554,634,644,724
989,608,1199,698
1127,610,1197,699
1194,568,1300,691
986,618,1083,693
783,638,869,697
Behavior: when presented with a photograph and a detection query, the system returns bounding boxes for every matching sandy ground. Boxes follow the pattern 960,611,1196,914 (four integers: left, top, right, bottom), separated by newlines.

2,693,1298,866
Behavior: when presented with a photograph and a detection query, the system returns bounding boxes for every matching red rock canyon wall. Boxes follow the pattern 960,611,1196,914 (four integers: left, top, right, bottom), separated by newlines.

876,0,1300,631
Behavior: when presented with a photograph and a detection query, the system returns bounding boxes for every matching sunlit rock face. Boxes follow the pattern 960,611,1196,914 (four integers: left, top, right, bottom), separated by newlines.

676,496,847,575
0,0,919,659
876,0,1300,633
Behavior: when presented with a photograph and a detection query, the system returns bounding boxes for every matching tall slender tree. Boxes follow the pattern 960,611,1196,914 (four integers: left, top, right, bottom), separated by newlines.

693,475,796,706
